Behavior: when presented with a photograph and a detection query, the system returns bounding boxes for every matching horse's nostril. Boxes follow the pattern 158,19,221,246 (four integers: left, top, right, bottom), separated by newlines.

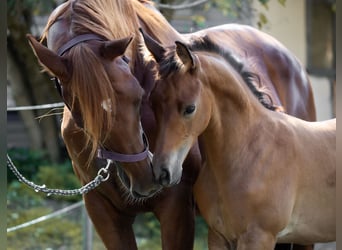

159,168,170,186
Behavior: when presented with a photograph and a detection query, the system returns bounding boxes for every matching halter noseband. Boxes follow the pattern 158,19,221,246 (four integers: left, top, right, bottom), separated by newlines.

54,34,150,163
97,132,150,163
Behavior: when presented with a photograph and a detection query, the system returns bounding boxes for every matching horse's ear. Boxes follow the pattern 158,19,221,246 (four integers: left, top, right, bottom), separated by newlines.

26,34,70,82
139,28,165,63
175,41,196,71
100,35,134,60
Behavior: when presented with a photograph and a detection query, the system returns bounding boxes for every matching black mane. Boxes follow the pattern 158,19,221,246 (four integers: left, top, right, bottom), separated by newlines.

161,36,278,111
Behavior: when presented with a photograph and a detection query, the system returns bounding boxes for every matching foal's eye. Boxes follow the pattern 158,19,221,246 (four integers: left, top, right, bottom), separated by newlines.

183,104,196,116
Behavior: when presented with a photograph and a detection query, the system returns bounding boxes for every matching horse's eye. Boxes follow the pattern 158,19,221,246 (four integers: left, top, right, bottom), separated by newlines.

183,104,196,116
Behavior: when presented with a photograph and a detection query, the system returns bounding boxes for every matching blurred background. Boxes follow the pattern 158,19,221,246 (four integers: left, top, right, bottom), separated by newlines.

7,0,336,249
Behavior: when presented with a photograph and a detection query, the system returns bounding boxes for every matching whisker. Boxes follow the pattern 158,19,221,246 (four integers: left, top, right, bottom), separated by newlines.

35,107,64,122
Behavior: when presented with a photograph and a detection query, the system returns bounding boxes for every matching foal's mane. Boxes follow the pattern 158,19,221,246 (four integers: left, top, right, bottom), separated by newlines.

160,36,279,111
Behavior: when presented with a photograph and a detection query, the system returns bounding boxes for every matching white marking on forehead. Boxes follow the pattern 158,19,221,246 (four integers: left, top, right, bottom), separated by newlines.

101,99,112,112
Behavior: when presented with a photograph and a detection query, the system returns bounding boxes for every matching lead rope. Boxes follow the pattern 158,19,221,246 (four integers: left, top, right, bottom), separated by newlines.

7,154,112,196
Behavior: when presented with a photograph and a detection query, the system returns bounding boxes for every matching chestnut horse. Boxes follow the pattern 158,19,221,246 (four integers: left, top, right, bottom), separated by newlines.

27,0,315,249
144,36,336,249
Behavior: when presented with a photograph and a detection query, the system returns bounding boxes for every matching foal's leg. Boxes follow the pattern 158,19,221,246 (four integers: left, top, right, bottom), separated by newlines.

154,181,196,250
237,227,276,250
84,190,137,250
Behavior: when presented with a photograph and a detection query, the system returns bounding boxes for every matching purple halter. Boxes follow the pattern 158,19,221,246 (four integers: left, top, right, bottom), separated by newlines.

57,33,105,56
55,34,150,163
97,132,150,163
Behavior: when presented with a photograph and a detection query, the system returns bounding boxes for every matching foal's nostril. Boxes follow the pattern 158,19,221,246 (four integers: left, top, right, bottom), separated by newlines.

159,168,170,186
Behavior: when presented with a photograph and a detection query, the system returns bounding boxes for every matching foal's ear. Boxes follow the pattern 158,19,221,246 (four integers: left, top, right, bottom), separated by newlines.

100,35,134,60
175,41,196,71
139,28,166,63
27,34,70,83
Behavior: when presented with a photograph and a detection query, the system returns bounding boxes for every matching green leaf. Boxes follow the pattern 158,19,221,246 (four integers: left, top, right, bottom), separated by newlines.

257,12,268,29
278,0,286,7
259,0,269,10
259,13,268,24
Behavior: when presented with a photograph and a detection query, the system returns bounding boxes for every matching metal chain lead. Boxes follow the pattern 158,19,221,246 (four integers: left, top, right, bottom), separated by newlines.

7,154,112,196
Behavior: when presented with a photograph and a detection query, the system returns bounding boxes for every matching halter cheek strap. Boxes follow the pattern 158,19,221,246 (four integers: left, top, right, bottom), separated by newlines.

54,34,106,125
54,34,106,108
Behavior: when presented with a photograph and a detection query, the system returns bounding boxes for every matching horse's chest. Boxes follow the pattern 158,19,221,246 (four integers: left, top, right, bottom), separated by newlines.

193,158,287,239
193,163,236,238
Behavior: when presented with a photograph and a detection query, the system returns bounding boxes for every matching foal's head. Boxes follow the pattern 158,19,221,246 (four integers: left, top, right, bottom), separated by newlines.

27,34,161,198
142,34,212,186
143,32,279,186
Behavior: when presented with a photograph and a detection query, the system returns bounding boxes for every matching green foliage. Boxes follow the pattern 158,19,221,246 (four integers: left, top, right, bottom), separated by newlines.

7,0,57,16
203,0,236,17
7,164,82,250
257,12,268,29
133,213,209,250
7,147,209,249
192,15,207,29
189,0,287,30
8,148,81,202
193,216,209,250
7,148,84,249
207,0,234,16
134,212,161,249
7,206,83,250
36,161,82,202
7,180,44,209
256,0,287,29
258,0,270,8
7,148,49,183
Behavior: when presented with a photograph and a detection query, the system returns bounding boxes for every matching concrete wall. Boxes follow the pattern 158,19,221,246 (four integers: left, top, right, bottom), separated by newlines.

252,0,334,121
252,0,307,64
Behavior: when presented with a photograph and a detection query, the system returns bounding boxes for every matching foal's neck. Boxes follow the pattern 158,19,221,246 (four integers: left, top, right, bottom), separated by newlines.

200,56,271,156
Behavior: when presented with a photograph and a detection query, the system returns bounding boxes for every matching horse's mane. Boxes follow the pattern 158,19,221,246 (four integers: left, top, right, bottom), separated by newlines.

191,36,279,110
38,0,183,164
41,0,143,56
159,36,279,111
41,0,179,50
39,0,161,164
68,44,116,155
132,0,181,44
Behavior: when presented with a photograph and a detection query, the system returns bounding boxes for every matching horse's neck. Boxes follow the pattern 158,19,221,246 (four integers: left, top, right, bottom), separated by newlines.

134,1,183,44
200,58,271,161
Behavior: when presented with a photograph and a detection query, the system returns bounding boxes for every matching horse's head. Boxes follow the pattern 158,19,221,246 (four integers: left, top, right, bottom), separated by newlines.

143,33,211,186
27,33,161,198
143,31,285,187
